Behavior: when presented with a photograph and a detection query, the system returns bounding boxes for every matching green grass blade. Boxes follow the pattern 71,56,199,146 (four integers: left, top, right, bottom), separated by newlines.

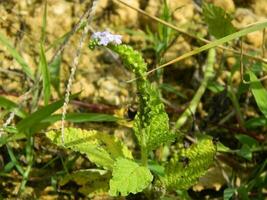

40,44,51,105
0,32,34,80
154,20,267,71
248,71,267,118
0,96,27,118
41,0,47,43
16,93,79,134
16,98,64,134
42,113,118,123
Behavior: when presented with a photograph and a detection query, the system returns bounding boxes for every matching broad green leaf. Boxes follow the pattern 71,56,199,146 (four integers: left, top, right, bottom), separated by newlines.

60,169,110,197
109,158,153,196
0,32,34,80
46,128,132,169
40,44,51,105
235,135,259,148
248,71,267,118
202,3,236,38
42,113,118,123
0,96,27,118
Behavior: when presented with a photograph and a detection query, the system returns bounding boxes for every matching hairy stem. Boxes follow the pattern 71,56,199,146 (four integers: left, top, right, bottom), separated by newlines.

61,0,99,144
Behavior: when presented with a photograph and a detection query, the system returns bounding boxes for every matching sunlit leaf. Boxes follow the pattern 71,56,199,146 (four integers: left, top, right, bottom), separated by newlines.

47,128,132,169
109,158,153,196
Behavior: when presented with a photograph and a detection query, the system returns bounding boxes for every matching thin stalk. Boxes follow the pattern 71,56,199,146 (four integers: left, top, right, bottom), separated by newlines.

228,84,245,129
173,48,216,131
141,130,148,166
61,0,99,144
18,136,34,194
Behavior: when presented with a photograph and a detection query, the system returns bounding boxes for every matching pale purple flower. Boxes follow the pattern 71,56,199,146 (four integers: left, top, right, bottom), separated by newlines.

91,31,122,46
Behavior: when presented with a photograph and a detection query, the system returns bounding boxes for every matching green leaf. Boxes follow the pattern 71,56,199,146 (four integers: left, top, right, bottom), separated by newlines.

237,145,252,161
0,96,27,118
39,44,51,105
0,32,34,80
248,71,267,118
202,3,236,38
217,142,231,153
49,55,61,94
224,188,236,200
42,113,118,123
16,98,67,134
245,117,267,129
109,158,153,196
41,0,47,43
46,128,132,169
162,138,216,190
235,135,259,148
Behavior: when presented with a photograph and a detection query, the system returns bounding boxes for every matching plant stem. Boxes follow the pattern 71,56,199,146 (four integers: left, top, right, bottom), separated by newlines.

19,136,34,194
140,129,148,166
173,48,216,131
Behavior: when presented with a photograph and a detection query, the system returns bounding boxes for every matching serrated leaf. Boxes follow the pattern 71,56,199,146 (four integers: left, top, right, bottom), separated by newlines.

46,128,132,169
248,71,267,118
109,158,153,196
133,84,175,151
202,3,236,38
162,138,216,190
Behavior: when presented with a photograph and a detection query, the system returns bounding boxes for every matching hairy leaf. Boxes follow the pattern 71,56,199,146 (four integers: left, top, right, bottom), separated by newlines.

202,3,236,38
46,128,132,169
109,158,153,196
162,138,216,190
108,44,175,151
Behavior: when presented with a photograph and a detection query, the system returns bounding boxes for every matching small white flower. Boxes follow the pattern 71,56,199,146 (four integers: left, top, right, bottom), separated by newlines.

91,31,122,46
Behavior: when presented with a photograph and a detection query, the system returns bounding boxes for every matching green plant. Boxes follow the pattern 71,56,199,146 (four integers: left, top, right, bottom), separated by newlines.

44,32,217,197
